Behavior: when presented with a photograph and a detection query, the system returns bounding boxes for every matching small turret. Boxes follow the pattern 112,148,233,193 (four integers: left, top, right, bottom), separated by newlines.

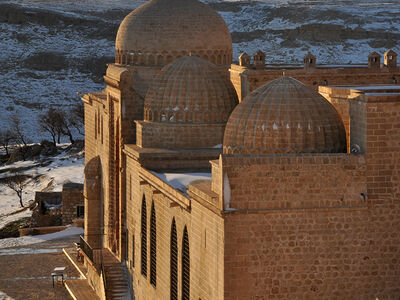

303,53,316,69
253,50,265,69
368,52,381,68
384,49,397,68
239,52,251,67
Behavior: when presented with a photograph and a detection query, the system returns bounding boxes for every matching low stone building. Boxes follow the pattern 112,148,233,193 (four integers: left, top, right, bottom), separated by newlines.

62,182,84,225
32,183,84,227
79,0,400,299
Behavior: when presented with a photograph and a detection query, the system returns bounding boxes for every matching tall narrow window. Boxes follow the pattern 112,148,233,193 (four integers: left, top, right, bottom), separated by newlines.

97,110,101,134
94,111,97,140
150,203,157,287
170,219,178,300
132,234,135,268
100,115,103,144
126,230,129,262
182,226,190,300
141,197,147,277
129,174,132,201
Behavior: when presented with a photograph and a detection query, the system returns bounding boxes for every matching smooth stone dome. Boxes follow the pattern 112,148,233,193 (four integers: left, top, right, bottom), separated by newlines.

144,56,238,123
115,0,232,66
223,77,347,154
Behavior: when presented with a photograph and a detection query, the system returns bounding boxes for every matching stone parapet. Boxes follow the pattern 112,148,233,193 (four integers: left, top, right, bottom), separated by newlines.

136,121,226,150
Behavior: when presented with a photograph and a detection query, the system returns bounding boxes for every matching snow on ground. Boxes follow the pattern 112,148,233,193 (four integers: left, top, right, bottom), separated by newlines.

0,19,110,140
0,226,83,249
151,171,211,195
0,144,84,229
0,0,399,141
0,291,15,300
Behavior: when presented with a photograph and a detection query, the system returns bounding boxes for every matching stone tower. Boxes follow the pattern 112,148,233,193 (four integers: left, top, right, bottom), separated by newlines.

253,50,265,69
239,52,250,67
384,49,397,68
368,51,381,68
303,52,316,69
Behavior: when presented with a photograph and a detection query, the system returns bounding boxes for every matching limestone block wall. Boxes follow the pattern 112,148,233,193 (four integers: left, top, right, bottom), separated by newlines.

124,155,225,300
106,64,160,145
319,86,354,152
32,192,62,227
219,154,367,211
230,66,400,101
224,202,400,299
86,258,106,300
83,93,110,249
136,121,226,149
62,183,83,225
35,191,62,210
350,94,400,202
123,145,221,171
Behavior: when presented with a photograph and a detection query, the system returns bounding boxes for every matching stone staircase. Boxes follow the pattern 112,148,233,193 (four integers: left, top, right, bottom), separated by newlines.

102,249,131,300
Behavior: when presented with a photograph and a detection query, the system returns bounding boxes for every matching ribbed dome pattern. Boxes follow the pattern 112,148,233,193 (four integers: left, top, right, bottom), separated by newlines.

115,0,232,66
223,77,347,154
144,56,238,123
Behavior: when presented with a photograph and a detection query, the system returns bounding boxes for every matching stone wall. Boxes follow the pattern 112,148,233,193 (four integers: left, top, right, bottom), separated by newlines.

136,121,226,149
319,86,354,152
230,65,400,101
32,191,62,227
62,182,83,225
83,92,110,250
224,202,400,299
219,91,400,299
124,155,225,300
124,145,220,171
86,257,106,300
219,154,367,211
350,93,400,202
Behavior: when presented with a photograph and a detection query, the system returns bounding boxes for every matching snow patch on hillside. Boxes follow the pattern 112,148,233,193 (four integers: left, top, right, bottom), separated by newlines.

0,144,84,229
0,0,399,141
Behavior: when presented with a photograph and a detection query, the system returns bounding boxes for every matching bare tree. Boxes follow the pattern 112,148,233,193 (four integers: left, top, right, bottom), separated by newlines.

38,108,64,146
10,115,28,147
58,110,75,144
5,173,29,208
0,129,13,156
69,103,84,136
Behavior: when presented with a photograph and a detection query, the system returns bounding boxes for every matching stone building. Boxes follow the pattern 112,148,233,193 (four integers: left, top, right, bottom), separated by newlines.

32,183,83,227
80,0,400,299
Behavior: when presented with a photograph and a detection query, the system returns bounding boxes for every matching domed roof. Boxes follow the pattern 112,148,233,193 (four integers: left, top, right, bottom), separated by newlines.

144,56,238,123
115,0,232,66
223,77,347,154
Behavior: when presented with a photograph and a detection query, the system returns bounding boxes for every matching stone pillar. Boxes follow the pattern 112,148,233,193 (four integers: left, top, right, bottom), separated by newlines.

84,156,102,249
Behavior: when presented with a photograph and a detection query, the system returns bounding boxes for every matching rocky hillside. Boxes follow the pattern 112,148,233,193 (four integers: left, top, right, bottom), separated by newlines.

0,0,399,141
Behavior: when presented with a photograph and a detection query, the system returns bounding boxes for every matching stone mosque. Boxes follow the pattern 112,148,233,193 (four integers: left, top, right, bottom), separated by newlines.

80,0,400,298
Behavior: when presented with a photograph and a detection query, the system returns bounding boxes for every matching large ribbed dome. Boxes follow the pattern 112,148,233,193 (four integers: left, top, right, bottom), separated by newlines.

144,56,238,123
115,0,232,66
223,77,347,154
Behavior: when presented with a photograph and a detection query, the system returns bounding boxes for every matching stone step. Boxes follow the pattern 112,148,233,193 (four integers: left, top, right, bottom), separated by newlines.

109,285,128,289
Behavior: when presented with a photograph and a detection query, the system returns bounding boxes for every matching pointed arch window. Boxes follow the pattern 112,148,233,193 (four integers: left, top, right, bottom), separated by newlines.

170,219,178,300
182,226,190,300
141,197,147,277
150,203,157,287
